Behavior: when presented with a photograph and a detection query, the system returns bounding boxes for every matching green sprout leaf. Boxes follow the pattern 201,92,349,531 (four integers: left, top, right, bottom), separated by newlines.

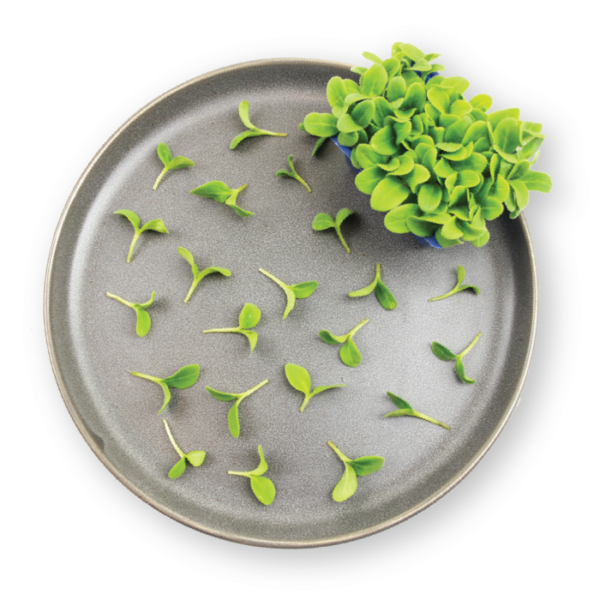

428,265,480,301
348,263,397,310
163,419,206,479
431,331,482,384
319,318,369,368
276,155,311,193
258,268,317,319
178,247,231,304
328,441,384,502
384,392,450,429
230,101,287,149
129,365,200,414
114,209,169,263
153,142,195,190
228,445,276,505
190,181,253,217
312,208,354,253
206,379,269,438
106,291,156,337
284,363,345,412
203,303,261,353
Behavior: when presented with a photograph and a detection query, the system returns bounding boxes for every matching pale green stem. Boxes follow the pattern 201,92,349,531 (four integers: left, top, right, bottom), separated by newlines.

258,268,289,292
458,332,482,358
228,470,252,477
129,370,161,383
229,184,248,204
127,231,142,263
257,129,287,137
327,441,350,462
375,262,381,281
241,379,269,399
294,173,312,193
106,292,133,308
349,318,369,339
163,419,185,457
153,166,169,190
335,226,351,254
413,412,450,430
203,327,240,334
299,393,312,413
184,277,201,304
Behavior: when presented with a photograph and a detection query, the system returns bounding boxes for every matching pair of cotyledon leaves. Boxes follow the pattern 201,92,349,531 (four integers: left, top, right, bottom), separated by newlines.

276,155,312,193
384,392,450,429
284,363,345,412
153,142,195,190
230,101,287,149
178,247,231,304
129,364,200,415
431,331,482,384
203,303,261,353
228,445,276,505
312,208,354,254
429,265,480,301
114,209,169,263
106,291,155,337
163,419,206,479
348,262,396,310
320,318,369,367
191,181,254,217
259,269,318,320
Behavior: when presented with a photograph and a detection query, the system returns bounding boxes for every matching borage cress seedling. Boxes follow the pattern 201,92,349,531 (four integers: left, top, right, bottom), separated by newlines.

431,331,482,383
284,363,345,412
258,269,318,320
276,155,311,193
228,445,276,506
206,379,269,438
128,364,200,414
312,208,354,254
348,262,396,310
429,265,480,301
163,419,206,479
106,291,156,337
114,209,169,263
384,392,450,429
320,318,369,367
178,247,231,304
153,142,195,190
230,101,287,149
203,303,261,353
190,181,254,217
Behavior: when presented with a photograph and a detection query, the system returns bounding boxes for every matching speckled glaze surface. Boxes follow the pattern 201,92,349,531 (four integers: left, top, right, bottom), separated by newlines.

44,59,537,548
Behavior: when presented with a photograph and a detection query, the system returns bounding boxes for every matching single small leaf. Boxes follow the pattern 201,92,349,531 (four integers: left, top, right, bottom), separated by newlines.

190,181,232,203
455,358,476,384
163,364,200,389
140,219,169,234
229,129,264,149
227,401,240,438
418,183,443,213
431,342,457,361
238,100,253,128
375,280,397,310
206,386,237,402
239,303,261,329
157,142,173,166
470,94,492,111
185,451,206,467
386,391,413,411
291,281,318,299
371,176,410,212
114,209,140,231
312,213,336,230
384,203,421,234
332,464,358,502
250,476,276,506
371,125,397,156
167,156,195,170
337,113,363,134
285,363,311,395
348,456,385,477
134,307,152,337
335,208,354,226
240,330,258,353
348,278,377,298
319,330,346,345
178,246,199,277
303,113,339,137
355,166,387,194
494,118,521,154
340,338,362,367
360,63,388,97
520,170,552,193
168,457,187,480
255,445,269,476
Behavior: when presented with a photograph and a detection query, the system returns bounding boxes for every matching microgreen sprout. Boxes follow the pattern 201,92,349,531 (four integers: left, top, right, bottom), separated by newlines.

114,209,169,263
348,263,397,310
327,441,384,502
319,318,369,367
206,379,269,438
128,364,200,414
276,155,311,193
106,291,156,337
153,142,195,190
230,100,287,149
178,247,231,304
384,392,450,429
312,208,354,254
258,268,318,319
429,265,480,301
298,122,328,155
203,303,261,353
431,331,482,384
284,363,345,412
163,419,206,479
228,445,276,505
190,181,253,217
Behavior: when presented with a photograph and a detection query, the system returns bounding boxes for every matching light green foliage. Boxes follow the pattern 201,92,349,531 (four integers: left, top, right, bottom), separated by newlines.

106,291,156,337
258,268,318,319
230,100,287,149
284,363,345,412
319,318,369,367
348,262,396,310
190,181,253,217
312,208,354,253
328,441,384,502
153,142,195,190
228,445,276,505
203,303,261,353
163,419,206,479
206,379,269,438
431,331,482,383
114,209,169,263
276,155,311,193
384,392,450,429
429,265,480,301
300,43,552,247
129,365,200,414
178,247,231,304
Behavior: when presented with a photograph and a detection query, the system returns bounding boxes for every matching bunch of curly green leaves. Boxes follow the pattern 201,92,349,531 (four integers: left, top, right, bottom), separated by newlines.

300,42,552,248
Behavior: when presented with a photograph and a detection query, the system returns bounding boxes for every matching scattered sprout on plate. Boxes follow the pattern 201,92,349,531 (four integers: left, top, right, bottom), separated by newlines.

203,303,261,353
190,181,254,217
328,441,384,502
128,364,200,415
106,291,156,337
276,155,311,193
284,363,345,412
114,209,169,263
153,142,195,190
206,379,269,438
348,262,397,310
431,331,482,384
178,247,231,304
228,445,276,505
230,100,287,149
319,318,369,367
428,265,480,301
312,208,354,254
163,419,206,479
258,268,318,319
384,392,450,429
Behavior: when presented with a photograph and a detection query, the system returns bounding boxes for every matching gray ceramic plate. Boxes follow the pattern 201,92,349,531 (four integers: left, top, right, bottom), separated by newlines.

44,59,537,548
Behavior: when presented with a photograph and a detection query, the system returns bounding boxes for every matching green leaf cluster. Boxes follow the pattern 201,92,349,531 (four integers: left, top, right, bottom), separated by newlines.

348,262,396,309
230,101,287,149
203,303,261,353
228,445,276,505
106,291,156,337
328,441,384,502
153,142,195,190
258,268,318,319
431,331,482,383
276,155,311,193
312,208,354,253
301,43,552,247
429,265,480,301
206,379,269,438
178,247,231,304
129,364,200,414
319,318,369,367
384,392,450,429
284,363,345,412
114,209,169,263
163,419,206,479
190,181,253,217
